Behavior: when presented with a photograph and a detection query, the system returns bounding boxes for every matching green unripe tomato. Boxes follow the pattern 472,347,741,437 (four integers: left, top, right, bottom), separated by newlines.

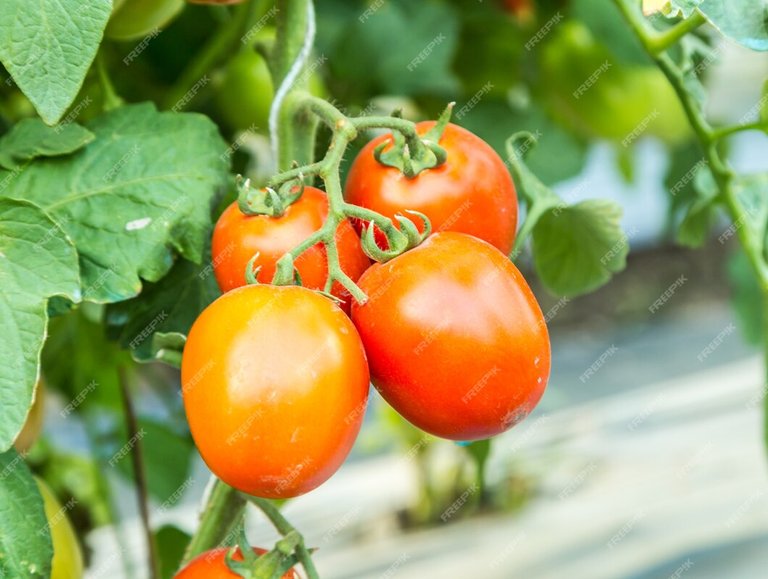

36,478,84,579
106,0,185,42
216,49,274,133
215,37,327,133
539,21,688,144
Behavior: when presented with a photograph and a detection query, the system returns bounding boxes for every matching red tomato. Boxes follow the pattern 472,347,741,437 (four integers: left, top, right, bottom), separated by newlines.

212,186,370,310
344,122,518,254
351,232,549,440
175,547,298,578
181,284,369,498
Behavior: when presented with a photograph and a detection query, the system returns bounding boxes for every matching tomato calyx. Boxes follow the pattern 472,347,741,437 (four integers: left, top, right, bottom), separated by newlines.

359,209,431,263
223,528,302,579
237,176,305,218
373,102,454,178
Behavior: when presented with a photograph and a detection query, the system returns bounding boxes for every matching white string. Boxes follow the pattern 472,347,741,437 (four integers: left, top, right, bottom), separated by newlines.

269,0,317,163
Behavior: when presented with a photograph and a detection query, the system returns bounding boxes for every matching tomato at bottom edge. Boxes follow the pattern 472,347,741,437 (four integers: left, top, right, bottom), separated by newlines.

175,547,298,578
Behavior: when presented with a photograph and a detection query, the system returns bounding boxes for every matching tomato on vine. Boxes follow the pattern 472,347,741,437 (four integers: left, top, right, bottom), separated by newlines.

212,186,370,309
351,232,550,440
175,547,298,578
181,284,369,498
345,122,518,255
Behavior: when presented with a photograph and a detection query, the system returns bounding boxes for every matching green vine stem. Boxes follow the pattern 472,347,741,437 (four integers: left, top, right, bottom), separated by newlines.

244,496,320,579
612,0,768,446
240,93,443,302
269,0,319,170
181,478,247,566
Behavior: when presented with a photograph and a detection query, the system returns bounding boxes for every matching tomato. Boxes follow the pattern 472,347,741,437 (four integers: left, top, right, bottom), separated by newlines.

215,49,273,133
351,232,550,440
106,0,184,42
14,379,45,453
344,122,518,255
215,42,326,133
539,22,689,144
37,478,84,579
212,186,370,310
175,547,298,579
181,284,369,498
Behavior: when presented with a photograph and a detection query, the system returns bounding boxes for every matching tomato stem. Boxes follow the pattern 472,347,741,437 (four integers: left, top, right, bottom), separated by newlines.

181,478,247,567
244,496,321,579
117,368,160,579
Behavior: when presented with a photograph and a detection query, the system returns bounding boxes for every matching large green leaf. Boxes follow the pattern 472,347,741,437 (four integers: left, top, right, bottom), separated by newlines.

0,118,94,170
0,199,80,451
0,103,229,304
0,0,112,124
0,449,53,578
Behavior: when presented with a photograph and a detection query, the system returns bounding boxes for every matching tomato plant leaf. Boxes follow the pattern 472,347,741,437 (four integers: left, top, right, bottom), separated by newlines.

697,0,768,52
0,103,229,304
0,0,112,125
533,200,628,297
0,199,80,451
0,449,53,578
106,252,220,363
0,118,95,170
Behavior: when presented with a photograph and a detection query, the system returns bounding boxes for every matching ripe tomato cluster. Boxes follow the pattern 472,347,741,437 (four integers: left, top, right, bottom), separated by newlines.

178,121,551,572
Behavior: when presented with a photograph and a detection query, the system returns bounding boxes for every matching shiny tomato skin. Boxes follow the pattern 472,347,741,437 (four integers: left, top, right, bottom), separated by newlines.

351,232,549,440
344,122,518,254
175,547,298,578
182,284,369,498
212,186,370,309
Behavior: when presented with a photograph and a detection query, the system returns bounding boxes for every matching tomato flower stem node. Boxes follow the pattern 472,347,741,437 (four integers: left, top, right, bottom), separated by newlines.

236,176,305,217
373,102,454,178
359,209,431,264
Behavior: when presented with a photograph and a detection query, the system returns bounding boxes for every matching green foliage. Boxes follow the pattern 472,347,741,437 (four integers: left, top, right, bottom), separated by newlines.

0,104,229,303
155,525,192,579
0,199,80,451
0,0,112,124
0,118,94,169
507,133,628,297
666,1,768,50
0,449,53,578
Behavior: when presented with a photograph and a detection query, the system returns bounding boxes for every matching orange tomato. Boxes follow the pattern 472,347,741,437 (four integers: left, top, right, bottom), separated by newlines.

181,284,369,498
175,547,298,578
